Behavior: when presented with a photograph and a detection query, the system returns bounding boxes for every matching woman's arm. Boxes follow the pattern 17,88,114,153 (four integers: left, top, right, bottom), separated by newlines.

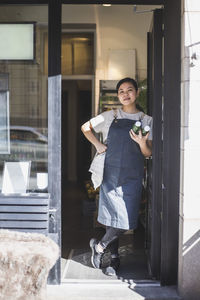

129,129,152,157
81,121,107,154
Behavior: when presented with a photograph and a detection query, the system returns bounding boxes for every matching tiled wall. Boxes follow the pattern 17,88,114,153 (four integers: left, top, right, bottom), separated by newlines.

179,0,200,299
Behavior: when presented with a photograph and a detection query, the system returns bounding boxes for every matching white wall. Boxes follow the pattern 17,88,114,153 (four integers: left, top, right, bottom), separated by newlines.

62,5,155,81
179,1,200,299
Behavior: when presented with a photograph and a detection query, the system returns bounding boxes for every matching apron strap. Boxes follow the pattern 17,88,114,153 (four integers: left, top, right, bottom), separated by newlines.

139,112,145,121
113,109,118,120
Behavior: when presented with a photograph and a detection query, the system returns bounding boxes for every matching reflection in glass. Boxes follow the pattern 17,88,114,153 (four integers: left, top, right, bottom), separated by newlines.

37,172,48,190
0,91,10,154
2,161,31,194
0,5,48,193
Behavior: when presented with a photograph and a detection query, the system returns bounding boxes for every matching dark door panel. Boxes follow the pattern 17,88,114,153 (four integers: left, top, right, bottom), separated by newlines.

146,8,163,280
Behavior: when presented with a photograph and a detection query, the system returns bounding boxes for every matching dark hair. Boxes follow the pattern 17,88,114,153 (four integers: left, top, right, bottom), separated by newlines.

116,77,138,93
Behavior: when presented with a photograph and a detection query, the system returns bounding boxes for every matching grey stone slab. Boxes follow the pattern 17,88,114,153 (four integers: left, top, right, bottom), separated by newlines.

47,284,182,300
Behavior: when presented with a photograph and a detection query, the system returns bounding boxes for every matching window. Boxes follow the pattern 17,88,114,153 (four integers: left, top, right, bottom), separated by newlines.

0,5,48,193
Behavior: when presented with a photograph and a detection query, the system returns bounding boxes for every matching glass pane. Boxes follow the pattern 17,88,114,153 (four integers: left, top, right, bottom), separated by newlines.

0,5,48,193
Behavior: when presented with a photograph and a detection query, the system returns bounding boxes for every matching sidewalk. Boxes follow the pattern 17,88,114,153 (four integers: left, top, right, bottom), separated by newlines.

47,281,182,300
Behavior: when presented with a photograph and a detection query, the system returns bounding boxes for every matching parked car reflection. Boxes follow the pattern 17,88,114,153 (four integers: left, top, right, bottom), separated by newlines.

0,126,48,171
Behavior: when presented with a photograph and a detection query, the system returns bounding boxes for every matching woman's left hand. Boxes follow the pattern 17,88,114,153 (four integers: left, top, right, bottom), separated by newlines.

129,129,152,157
129,129,149,146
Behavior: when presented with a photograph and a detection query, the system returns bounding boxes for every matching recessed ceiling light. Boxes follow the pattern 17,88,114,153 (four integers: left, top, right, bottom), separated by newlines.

103,4,111,7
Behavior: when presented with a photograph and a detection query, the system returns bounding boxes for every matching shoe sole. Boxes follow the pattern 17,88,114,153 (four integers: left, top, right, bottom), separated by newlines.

105,269,116,276
105,259,120,276
89,238,98,269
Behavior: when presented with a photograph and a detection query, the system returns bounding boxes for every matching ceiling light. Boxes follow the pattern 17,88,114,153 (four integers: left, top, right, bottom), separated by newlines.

103,4,111,7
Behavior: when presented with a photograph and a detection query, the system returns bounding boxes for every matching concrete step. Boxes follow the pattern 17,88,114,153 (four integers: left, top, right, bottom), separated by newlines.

47,281,182,300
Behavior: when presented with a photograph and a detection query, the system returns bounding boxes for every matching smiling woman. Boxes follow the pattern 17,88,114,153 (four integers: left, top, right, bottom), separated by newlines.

81,77,153,275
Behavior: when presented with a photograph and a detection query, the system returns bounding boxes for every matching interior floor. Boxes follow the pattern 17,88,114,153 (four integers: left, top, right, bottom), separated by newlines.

61,182,151,281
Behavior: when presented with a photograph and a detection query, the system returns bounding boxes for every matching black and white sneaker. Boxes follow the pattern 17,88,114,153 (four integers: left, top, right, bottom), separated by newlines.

104,257,120,276
89,238,104,269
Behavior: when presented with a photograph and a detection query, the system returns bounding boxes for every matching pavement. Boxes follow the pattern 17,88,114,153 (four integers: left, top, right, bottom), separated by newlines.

47,280,182,300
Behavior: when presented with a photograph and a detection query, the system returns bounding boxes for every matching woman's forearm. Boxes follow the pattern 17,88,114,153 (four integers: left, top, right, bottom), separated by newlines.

129,129,152,158
81,121,107,153
81,121,99,147
139,140,152,157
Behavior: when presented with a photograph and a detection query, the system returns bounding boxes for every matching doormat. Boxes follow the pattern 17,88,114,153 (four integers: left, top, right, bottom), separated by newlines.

62,244,151,281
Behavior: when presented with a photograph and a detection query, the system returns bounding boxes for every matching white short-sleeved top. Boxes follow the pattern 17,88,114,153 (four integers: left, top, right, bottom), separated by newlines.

90,108,153,143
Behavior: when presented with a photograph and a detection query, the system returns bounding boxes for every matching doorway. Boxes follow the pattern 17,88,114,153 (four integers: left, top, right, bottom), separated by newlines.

58,1,181,285
61,78,150,280
60,4,157,282
62,80,92,183
61,79,94,258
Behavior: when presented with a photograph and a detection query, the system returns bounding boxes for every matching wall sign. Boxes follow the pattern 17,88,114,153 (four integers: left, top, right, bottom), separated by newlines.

0,23,35,61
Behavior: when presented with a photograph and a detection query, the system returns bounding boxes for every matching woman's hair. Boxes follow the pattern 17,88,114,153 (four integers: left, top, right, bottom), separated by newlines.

116,77,138,93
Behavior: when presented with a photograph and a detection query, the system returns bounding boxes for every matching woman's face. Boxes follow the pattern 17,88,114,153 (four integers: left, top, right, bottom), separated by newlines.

117,82,138,106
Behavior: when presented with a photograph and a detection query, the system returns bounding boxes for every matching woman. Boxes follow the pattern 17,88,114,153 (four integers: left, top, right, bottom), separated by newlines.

81,77,152,276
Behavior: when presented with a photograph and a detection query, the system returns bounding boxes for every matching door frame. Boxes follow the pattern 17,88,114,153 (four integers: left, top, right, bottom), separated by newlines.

0,0,181,285
161,0,181,285
147,8,163,281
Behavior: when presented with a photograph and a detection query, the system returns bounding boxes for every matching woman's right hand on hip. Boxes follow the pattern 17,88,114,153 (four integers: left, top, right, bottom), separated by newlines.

95,142,107,154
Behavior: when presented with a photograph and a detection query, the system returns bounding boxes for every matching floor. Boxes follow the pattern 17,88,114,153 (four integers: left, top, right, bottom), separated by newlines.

47,182,181,300
61,182,150,281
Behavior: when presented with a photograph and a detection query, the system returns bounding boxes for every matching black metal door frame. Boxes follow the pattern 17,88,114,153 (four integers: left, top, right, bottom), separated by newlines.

0,0,181,285
161,0,181,285
147,8,163,281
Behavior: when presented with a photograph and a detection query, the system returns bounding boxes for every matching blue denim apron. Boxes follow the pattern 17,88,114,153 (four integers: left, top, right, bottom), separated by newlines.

97,117,144,230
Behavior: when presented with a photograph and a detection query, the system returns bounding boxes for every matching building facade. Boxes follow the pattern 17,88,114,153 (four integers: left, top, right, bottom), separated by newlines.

0,0,199,299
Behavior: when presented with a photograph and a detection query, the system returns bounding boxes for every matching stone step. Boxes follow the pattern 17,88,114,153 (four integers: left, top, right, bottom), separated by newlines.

47,281,182,300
